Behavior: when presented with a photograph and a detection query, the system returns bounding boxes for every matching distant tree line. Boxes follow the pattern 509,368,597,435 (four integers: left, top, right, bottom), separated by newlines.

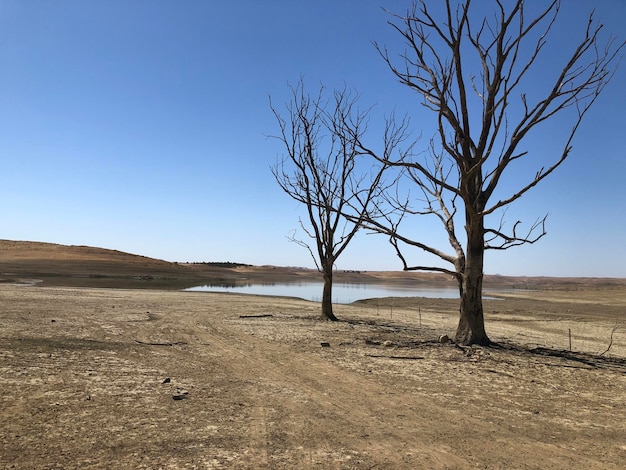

189,262,252,268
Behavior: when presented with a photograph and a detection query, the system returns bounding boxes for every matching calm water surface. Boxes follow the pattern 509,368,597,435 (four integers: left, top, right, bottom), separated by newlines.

185,281,462,304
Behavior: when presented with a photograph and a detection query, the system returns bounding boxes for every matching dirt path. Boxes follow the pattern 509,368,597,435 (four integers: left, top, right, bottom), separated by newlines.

1,285,625,468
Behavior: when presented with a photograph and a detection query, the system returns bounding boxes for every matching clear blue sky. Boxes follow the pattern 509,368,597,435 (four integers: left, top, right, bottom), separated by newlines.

1,1,624,277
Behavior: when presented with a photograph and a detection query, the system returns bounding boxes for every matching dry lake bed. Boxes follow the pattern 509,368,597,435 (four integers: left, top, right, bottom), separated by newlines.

1,281,625,469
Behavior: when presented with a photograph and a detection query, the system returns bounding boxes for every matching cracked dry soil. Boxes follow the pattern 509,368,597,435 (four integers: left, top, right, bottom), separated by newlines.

1,284,625,469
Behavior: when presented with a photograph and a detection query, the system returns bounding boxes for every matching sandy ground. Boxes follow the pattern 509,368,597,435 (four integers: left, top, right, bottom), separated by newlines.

1,284,625,469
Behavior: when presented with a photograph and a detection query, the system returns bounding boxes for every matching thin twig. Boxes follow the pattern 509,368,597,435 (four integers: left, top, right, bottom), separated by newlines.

598,324,619,356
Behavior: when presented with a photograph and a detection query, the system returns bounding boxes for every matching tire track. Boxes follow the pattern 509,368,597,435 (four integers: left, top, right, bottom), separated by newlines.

177,315,476,468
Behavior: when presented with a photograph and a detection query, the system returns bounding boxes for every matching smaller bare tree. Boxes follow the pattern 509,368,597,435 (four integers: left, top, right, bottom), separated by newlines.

270,81,400,321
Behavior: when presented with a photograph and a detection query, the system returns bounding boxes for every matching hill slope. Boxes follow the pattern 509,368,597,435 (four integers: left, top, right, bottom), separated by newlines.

0,239,174,264
0,240,240,288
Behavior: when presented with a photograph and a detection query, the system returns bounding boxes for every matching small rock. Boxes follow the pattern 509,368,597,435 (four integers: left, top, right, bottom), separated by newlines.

162,377,171,384
383,340,394,347
320,342,331,347
172,391,189,401
439,334,450,344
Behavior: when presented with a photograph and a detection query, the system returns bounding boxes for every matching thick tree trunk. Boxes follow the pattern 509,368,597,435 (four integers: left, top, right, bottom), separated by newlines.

455,271,490,345
321,267,338,321
454,207,491,346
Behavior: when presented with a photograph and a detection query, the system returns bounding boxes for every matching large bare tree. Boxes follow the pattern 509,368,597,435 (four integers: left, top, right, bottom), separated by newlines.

356,0,623,344
270,82,399,321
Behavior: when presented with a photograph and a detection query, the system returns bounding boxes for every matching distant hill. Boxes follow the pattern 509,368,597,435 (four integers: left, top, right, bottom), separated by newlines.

0,239,247,288
0,239,174,265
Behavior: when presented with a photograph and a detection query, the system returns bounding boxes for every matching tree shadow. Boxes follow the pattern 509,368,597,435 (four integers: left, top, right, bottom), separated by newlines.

337,317,626,373
489,341,626,373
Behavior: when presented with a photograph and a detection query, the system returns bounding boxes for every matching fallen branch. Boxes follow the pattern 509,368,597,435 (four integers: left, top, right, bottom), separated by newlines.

134,340,188,346
239,314,274,319
365,354,424,360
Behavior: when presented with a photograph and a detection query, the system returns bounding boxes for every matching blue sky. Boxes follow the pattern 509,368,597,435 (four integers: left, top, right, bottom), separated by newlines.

1,0,624,277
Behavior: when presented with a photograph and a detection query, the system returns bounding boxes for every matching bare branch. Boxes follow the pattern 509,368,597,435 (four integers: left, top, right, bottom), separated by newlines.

286,225,320,271
598,325,619,356
484,214,547,250
375,0,623,256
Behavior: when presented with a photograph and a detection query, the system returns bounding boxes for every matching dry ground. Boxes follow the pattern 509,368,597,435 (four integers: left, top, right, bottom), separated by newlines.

1,283,625,469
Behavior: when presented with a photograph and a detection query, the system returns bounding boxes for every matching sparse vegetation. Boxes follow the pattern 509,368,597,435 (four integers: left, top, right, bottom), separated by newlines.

188,261,252,268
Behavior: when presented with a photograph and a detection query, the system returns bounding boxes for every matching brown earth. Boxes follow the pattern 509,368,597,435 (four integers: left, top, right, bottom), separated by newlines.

1,240,625,468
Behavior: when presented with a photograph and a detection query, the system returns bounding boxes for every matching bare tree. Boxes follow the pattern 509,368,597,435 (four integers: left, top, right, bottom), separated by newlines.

270,82,399,321
355,0,623,344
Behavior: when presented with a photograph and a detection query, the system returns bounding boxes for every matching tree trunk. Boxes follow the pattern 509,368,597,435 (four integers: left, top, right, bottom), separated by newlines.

454,207,491,346
321,267,338,321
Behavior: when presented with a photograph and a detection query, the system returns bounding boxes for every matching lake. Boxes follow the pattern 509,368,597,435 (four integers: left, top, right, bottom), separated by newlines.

185,281,462,304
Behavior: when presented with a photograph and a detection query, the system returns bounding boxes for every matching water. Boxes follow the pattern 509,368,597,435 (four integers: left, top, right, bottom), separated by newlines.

185,281,462,304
